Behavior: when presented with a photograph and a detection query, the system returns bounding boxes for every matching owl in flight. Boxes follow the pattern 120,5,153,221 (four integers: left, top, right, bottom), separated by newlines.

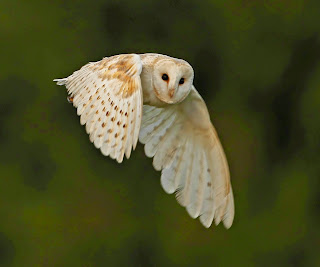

54,53,234,229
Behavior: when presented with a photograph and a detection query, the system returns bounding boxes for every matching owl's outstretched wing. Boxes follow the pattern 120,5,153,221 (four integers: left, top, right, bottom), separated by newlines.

139,86,234,228
54,54,143,163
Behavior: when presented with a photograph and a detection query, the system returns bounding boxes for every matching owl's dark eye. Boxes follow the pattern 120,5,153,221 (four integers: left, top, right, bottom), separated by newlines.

179,78,185,85
162,74,169,81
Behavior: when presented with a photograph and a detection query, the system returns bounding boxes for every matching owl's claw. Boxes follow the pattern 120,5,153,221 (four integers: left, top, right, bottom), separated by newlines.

67,95,74,103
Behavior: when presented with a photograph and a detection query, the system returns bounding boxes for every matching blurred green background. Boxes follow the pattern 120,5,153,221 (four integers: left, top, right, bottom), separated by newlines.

1,0,320,266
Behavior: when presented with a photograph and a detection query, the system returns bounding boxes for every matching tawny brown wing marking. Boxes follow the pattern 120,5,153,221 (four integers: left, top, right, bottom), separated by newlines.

54,54,143,163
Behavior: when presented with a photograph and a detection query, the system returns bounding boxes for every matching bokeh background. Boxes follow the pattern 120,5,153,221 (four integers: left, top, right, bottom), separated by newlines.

1,0,320,266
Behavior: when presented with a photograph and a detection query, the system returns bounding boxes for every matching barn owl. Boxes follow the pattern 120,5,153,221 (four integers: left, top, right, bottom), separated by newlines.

54,53,234,229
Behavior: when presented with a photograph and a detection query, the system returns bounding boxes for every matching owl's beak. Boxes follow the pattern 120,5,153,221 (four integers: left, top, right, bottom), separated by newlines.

168,88,175,98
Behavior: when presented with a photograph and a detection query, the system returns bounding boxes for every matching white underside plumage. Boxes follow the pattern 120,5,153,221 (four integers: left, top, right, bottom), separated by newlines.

139,89,234,228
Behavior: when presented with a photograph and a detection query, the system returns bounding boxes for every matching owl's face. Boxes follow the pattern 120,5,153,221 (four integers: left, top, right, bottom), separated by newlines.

152,59,194,104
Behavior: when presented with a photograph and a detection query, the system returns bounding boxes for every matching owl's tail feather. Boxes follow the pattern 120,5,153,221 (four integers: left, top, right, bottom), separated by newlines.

53,78,68,85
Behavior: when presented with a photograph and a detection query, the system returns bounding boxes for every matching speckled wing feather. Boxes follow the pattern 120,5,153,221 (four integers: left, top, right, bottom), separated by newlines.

139,86,234,228
54,54,143,163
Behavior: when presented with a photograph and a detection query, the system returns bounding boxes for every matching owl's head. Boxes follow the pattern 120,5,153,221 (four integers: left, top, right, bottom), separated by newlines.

152,58,194,104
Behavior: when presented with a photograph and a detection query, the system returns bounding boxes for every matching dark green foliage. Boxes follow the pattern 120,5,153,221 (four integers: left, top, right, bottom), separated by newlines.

0,0,319,266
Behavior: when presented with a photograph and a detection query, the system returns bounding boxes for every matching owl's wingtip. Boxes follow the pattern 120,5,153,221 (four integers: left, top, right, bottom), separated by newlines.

53,78,68,85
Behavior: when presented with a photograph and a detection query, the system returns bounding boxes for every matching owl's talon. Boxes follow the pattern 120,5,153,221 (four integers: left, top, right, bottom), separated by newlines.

67,95,74,103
